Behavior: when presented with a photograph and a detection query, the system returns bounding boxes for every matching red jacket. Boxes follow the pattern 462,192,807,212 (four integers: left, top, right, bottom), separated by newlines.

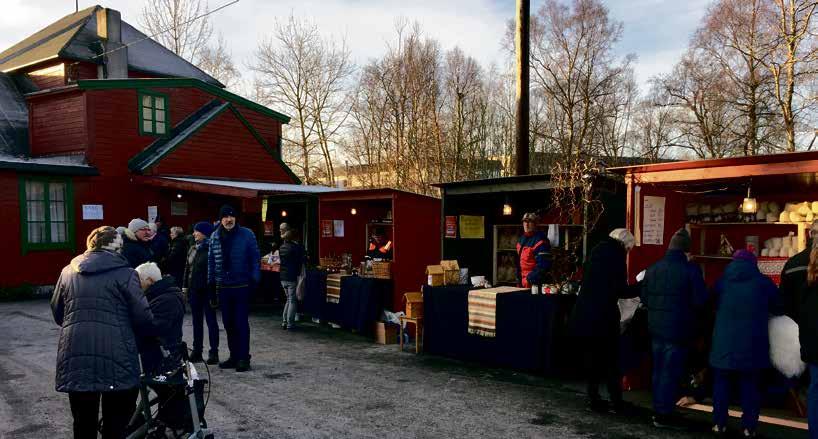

516,231,551,287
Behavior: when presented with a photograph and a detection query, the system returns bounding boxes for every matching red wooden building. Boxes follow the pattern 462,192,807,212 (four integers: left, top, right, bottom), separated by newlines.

0,6,304,288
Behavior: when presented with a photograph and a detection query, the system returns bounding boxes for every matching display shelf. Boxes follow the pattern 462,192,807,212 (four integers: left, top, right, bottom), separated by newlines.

688,222,799,227
691,255,733,261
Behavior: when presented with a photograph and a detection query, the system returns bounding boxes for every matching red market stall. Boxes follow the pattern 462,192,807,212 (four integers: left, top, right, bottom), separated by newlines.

309,188,441,317
611,151,817,428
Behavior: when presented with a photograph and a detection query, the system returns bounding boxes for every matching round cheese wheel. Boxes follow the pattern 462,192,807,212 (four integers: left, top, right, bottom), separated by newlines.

780,211,790,223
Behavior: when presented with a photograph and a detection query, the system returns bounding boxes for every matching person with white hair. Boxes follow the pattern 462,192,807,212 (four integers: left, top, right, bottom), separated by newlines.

641,227,707,430
134,262,185,376
569,228,641,415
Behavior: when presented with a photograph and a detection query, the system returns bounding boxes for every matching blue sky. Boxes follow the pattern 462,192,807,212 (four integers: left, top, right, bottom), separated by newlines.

2,0,712,91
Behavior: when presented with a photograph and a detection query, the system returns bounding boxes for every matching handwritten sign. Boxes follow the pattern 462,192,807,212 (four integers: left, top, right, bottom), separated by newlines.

333,220,345,238
459,215,485,239
642,196,666,245
82,204,103,220
321,220,333,238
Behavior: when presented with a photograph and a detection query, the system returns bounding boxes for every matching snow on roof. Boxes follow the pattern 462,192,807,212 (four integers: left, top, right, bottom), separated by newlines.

0,153,90,167
161,177,343,194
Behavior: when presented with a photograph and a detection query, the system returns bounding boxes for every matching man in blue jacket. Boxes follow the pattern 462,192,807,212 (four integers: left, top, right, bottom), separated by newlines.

641,228,707,430
208,204,260,372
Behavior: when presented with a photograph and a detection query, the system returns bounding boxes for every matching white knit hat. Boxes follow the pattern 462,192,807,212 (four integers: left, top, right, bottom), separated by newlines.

128,218,150,233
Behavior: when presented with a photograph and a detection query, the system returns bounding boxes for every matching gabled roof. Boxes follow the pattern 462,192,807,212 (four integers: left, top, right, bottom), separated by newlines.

0,5,221,86
128,98,300,184
0,73,28,155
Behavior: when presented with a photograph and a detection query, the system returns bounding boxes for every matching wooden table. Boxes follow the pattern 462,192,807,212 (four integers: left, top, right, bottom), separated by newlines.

399,315,423,354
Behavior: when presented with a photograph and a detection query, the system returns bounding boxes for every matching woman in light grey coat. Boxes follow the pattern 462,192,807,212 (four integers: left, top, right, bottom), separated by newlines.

51,226,155,438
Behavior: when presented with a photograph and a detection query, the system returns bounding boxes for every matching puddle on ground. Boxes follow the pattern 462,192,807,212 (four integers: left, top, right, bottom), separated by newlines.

263,372,292,381
530,411,559,426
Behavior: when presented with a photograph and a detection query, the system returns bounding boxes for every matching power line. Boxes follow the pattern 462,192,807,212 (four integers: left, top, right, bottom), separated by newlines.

90,0,240,60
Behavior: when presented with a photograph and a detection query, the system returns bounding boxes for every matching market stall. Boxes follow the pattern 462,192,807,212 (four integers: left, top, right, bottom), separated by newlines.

424,174,626,374
611,151,818,425
301,189,441,333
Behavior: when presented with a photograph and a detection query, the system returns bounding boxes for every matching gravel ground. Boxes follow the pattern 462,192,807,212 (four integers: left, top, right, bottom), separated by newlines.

0,300,807,438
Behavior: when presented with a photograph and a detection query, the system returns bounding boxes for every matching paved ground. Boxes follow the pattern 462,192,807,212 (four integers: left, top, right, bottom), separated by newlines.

0,300,807,438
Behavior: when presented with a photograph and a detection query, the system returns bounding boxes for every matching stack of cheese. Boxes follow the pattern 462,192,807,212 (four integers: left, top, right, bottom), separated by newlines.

776,202,818,224
755,202,782,223
762,232,798,258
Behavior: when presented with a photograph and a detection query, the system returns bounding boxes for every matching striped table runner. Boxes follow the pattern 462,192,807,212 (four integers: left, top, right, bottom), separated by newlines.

467,286,527,337
326,273,344,303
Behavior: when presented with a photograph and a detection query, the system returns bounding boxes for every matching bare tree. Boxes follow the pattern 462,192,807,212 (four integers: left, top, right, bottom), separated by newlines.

251,16,352,185
196,33,240,89
140,0,213,62
761,0,818,151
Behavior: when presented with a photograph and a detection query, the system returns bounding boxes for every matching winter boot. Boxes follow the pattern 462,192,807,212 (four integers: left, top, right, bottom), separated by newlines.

206,351,219,365
218,357,237,369
236,359,251,372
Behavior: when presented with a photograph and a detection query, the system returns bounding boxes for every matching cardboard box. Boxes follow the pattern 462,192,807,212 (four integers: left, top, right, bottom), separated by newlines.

404,292,423,318
426,265,444,286
374,321,399,345
440,260,460,285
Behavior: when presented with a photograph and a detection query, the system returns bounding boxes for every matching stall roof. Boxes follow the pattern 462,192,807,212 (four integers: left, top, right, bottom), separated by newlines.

136,176,341,198
609,150,818,184
432,173,622,196
319,187,439,202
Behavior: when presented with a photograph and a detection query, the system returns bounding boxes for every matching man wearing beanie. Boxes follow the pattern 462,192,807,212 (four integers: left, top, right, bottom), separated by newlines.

184,221,220,364
208,205,260,372
51,226,155,438
122,218,156,268
641,227,707,430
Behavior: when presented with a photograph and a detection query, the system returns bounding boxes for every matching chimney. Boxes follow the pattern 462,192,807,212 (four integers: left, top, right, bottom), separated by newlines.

96,8,128,79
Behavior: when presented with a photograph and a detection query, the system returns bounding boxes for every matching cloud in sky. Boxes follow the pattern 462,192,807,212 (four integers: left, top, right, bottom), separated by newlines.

1,0,711,91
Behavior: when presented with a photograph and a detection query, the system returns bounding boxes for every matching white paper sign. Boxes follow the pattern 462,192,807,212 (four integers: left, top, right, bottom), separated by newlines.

642,196,666,245
147,206,158,223
82,204,103,220
333,220,345,237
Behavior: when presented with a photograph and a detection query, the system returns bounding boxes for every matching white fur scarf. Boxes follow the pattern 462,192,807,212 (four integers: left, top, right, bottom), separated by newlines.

768,315,807,379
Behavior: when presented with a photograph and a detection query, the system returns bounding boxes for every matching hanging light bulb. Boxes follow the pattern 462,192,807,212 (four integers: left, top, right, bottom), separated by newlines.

176,193,183,199
502,204,512,216
742,184,757,214
281,210,288,217
351,208,357,215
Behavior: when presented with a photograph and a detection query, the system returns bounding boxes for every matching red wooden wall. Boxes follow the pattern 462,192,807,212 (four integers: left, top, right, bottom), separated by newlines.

28,90,88,156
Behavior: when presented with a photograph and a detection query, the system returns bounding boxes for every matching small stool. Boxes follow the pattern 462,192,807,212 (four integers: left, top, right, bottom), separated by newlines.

399,316,423,353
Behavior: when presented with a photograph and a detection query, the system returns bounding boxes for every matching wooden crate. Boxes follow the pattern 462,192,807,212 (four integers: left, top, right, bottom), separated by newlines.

441,260,460,285
404,292,423,318
426,265,444,286
374,322,399,344
371,261,392,279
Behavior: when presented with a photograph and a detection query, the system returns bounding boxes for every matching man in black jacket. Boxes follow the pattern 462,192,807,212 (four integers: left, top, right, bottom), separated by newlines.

122,218,155,268
184,221,220,364
570,228,640,414
780,220,818,320
641,228,707,430
52,226,155,438
279,223,305,330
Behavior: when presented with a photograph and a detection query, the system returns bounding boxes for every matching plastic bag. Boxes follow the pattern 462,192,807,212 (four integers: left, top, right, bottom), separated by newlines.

618,297,641,334
381,310,405,325
295,263,306,301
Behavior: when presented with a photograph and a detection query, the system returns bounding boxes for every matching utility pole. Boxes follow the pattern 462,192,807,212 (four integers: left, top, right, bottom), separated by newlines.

514,0,530,176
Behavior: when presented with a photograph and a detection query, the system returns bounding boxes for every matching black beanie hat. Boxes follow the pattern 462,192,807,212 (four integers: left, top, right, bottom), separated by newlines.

219,204,237,219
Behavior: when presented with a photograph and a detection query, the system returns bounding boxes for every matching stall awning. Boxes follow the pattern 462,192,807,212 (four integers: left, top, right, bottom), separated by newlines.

135,176,342,198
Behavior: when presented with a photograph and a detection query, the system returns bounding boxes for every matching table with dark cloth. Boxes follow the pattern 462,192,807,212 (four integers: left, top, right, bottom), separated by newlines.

423,285,577,373
300,270,391,335
255,270,284,304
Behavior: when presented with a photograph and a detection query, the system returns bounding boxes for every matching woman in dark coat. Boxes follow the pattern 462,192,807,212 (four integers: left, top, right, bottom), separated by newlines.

162,226,189,288
51,226,155,439
135,262,186,376
709,250,782,437
570,228,640,414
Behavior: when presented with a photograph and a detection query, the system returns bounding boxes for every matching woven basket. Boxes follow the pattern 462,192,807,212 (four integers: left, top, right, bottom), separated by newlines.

319,257,342,268
371,261,392,279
